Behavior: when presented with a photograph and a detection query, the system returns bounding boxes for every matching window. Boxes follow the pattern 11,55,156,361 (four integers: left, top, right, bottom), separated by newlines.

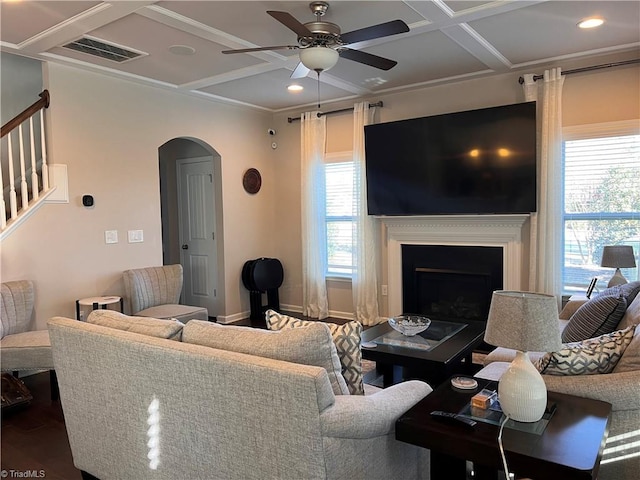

325,152,355,277
562,121,640,295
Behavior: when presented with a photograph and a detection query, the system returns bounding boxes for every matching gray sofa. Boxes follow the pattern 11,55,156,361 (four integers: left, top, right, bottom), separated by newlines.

477,287,640,480
48,314,432,480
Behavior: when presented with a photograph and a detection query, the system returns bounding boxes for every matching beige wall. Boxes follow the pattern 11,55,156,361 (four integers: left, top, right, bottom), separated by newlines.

1,63,274,327
272,51,640,318
2,52,638,325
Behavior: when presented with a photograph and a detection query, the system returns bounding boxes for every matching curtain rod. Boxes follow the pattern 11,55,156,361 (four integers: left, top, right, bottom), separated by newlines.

287,101,383,123
518,58,640,84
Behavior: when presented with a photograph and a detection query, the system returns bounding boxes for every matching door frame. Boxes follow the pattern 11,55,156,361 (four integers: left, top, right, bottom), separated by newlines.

158,137,225,319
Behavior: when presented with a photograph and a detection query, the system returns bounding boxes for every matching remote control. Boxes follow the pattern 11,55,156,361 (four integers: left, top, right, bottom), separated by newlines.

430,410,477,428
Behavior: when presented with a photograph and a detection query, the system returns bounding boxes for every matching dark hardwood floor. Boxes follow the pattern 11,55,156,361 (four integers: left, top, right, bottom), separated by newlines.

1,371,82,480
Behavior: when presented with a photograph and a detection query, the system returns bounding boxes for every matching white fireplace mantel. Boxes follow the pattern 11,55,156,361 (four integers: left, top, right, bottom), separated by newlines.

380,215,529,316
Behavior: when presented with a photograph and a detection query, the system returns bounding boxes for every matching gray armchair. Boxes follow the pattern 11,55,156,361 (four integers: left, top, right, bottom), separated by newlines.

1,280,57,400
122,264,208,323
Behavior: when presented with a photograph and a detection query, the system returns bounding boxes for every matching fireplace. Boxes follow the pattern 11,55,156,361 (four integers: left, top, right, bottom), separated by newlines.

381,215,529,318
402,245,503,324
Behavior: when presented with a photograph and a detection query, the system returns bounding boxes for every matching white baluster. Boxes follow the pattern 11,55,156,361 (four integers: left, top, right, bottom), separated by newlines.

30,116,39,200
7,132,17,219
40,108,48,190
18,124,29,211
0,147,6,229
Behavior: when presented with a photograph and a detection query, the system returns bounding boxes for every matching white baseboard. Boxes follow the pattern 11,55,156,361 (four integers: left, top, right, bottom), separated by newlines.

218,304,355,324
216,311,249,324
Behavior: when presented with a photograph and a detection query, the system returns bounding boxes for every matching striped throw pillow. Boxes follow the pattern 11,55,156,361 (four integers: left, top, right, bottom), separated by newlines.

561,293,627,343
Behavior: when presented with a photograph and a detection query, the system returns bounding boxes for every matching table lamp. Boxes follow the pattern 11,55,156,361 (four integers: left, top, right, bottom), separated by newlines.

601,245,636,287
484,291,561,423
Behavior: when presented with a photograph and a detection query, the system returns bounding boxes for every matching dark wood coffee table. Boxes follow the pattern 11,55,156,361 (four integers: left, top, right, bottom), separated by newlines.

361,320,484,386
396,377,612,480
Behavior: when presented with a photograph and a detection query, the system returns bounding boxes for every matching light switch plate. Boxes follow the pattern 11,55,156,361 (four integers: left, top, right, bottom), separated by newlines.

128,229,143,243
105,230,118,244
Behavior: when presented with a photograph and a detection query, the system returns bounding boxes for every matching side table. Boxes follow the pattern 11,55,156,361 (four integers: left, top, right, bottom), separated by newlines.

75,296,123,321
396,377,612,480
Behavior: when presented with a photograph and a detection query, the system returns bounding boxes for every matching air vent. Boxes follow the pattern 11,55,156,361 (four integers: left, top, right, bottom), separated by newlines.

62,37,144,63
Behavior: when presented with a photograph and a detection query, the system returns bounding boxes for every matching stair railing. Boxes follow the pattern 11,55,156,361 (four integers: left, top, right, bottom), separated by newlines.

1,90,50,230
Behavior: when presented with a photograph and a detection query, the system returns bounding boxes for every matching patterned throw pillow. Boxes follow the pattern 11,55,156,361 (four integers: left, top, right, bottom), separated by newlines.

535,325,635,376
561,293,627,343
266,309,364,395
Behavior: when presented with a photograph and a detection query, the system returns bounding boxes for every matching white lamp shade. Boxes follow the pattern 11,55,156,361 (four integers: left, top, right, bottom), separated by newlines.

299,47,339,72
484,291,561,352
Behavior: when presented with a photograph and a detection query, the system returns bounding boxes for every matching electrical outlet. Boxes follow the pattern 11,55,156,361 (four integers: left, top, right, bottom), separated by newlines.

128,230,144,243
105,230,118,244
381,285,388,296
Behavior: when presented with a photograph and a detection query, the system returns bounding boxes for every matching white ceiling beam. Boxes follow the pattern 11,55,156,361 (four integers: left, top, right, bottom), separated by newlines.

179,62,286,90
441,24,512,70
137,5,291,64
17,1,156,54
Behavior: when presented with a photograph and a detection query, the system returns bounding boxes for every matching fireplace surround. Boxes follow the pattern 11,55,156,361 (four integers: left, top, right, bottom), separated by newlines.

382,215,529,318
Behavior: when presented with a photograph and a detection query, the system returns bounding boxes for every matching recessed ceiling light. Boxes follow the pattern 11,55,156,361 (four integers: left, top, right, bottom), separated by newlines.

288,84,304,92
169,45,196,55
578,17,604,29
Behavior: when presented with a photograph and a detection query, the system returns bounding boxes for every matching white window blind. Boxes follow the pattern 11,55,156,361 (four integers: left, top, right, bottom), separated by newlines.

562,130,640,294
325,160,355,276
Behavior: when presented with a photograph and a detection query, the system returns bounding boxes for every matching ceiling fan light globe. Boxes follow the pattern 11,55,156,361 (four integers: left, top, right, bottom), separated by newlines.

299,47,339,72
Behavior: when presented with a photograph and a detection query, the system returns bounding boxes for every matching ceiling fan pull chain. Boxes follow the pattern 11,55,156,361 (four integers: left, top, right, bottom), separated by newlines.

317,71,321,109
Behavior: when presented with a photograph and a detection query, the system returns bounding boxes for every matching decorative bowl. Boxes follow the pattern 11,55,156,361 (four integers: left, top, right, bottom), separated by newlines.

388,315,431,336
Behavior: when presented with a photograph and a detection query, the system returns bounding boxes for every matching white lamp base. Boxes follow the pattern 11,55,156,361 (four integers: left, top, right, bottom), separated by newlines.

608,268,628,288
498,351,547,423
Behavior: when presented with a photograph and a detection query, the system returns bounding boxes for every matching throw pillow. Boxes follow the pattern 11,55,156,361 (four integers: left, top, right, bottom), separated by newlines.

595,280,640,306
535,325,635,376
182,320,349,395
619,288,640,330
612,324,640,373
265,310,364,395
87,310,184,340
561,293,627,343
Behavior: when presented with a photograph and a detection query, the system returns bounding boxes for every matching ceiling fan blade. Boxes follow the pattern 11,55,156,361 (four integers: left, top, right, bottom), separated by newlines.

340,20,409,45
221,45,298,54
267,10,313,38
290,62,311,79
339,48,397,71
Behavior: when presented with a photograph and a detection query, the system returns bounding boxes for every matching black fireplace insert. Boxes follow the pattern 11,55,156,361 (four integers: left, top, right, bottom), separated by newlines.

402,245,503,325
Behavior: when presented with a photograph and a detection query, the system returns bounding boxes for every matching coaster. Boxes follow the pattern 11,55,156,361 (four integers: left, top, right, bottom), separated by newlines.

451,376,478,390
361,341,377,348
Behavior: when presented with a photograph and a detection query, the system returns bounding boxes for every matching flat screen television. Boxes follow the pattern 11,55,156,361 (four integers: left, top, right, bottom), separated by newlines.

364,101,537,216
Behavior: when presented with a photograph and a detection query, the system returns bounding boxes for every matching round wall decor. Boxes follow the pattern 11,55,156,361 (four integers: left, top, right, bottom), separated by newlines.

242,168,262,194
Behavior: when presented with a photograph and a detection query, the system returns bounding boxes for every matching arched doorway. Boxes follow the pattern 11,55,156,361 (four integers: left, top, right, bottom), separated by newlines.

158,138,224,318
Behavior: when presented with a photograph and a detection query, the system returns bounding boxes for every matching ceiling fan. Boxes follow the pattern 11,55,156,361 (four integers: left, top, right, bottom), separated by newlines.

221,1,409,78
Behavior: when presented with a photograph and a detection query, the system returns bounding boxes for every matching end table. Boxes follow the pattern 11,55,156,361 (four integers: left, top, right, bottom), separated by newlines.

396,377,612,480
75,296,123,321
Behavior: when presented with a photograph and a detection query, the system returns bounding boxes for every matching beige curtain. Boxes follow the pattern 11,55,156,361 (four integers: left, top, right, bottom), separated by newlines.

301,111,329,319
522,68,565,298
352,102,384,325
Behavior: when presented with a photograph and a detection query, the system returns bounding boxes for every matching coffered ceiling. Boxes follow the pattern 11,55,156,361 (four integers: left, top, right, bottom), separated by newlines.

1,1,639,112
